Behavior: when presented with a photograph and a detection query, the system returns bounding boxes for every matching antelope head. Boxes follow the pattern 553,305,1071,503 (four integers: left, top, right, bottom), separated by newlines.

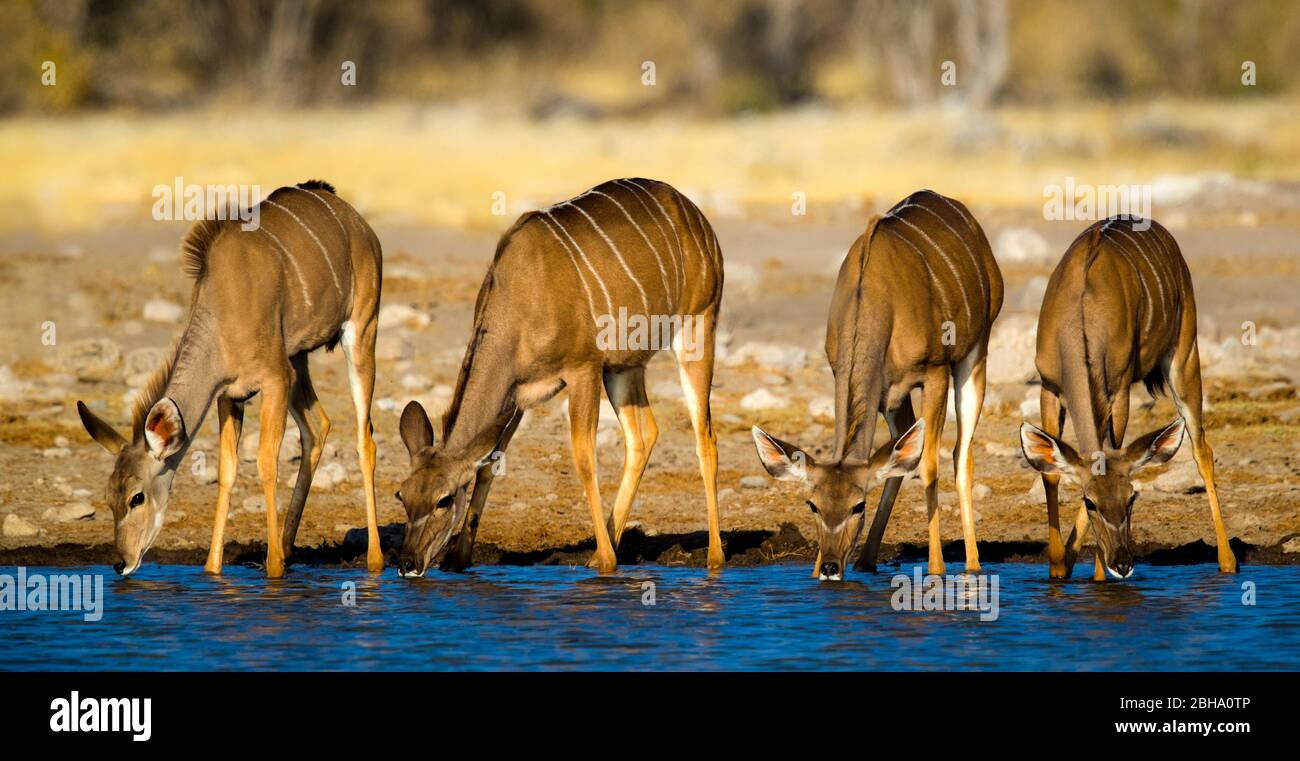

1019,418,1185,580
77,399,186,576
751,419,925,581
395,401,488,578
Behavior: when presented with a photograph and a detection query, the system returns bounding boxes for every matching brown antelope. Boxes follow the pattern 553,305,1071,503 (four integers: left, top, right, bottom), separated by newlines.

76,180,384,577
394,178,724,577
752,189,1004,580
1019,215,1237,580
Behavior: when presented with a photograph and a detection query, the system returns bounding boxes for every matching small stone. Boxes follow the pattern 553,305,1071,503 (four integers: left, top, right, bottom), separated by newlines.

2,514,40,537
740,475,768,489
315,461,347,490
41,502,96,522
717,488,737,502
143,298,184,323
807,396,835,421
378,304,431,330
401,374,431,391
1027,478,1046,502
1153,461,1203,494
54,338,122,379
740,389,787,411
240,496,264,514
41,447,72,458
54,435,69,448
993,226,1052,265
724,342,808,371
973,483,992,500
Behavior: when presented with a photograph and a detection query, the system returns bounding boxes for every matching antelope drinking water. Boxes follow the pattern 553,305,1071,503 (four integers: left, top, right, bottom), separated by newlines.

394,178,724,577
1019,215,1237,580
76,180,385,577
752,189,1004,580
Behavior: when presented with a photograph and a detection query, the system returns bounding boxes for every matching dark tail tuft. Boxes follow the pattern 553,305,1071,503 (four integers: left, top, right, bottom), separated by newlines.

1142,365,1168,398
297,179,337,194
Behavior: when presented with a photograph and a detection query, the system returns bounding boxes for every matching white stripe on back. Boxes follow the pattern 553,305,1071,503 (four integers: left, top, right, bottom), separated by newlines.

885,228,951,319
616,179,684,302
564,201,651,316
544,211,613,317
892,202,987,308
590,190,672,310
623,179,689,296
265,198,344,297
259,227,314,307
538,214,598,323
892,215,972,321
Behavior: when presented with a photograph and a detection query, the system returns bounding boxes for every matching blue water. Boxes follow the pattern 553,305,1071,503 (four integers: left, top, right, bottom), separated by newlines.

2,563,1296,670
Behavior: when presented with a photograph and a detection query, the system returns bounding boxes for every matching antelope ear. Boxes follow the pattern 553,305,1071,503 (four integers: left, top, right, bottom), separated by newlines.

1019,422,1082,477
1126,418,1185,470
77,401,127,455
144,398,186,460
400,400,435,457
751,426,812,483
869,418,926,481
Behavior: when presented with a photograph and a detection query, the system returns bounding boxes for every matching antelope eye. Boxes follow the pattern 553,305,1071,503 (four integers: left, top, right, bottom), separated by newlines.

436,494,455,509
850,501,867,515
1083,497,1098,512
128,492,145,508
395,490,403,502
806,500,819,514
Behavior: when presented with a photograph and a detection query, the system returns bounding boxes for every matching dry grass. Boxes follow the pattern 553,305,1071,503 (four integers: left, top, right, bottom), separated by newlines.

1,98,1298,234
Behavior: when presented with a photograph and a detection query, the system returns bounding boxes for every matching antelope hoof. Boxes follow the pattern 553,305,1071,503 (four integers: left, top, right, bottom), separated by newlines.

592,551,617,574
266,555,286,578
203,559,223,575
707,545,725,570
927,559,946,576
1048,563,1068,580
1219,553,1238,574
964,558,981,574
366,548,384,574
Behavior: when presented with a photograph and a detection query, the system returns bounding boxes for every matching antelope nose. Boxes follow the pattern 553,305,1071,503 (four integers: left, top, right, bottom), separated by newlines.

112,561,126,575
1114,558,1134,578
820,561,841,579
397,558,416,576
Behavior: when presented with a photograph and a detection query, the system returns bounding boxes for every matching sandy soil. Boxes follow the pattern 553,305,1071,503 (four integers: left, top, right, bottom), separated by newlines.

2,204,1298,570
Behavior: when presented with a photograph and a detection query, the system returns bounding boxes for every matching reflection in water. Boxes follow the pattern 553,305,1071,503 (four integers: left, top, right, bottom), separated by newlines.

2,564,1294,671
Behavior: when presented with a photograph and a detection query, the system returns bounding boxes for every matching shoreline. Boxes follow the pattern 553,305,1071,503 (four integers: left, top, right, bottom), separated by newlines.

2,524,1296,570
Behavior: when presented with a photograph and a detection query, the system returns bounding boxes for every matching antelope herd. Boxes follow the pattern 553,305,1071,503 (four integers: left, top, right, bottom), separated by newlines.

77,178,1238,583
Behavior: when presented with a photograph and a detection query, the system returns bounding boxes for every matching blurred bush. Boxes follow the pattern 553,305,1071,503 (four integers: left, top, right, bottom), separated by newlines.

0,0,1296,114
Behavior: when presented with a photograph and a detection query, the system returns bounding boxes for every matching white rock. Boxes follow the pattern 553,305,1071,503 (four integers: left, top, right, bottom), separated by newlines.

143,298,184,323
1153,461,1203,494
993,227,1052,265
41,502,96,522
193,464,218,485
740,389,787,411
973,483,992,500
986,314,1038,384
378,304,431,330
740,475,768,489
124,347,169,385
54,338,122,379
41,447,72,458
401,374,431,391
0,366,28,402
1027,478,1045,502
315,461,348,490
807,396,835,421
2,514,39,537
724,342,808,371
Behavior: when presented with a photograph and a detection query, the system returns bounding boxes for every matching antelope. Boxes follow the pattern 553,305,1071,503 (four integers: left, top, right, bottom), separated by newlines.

76,180,384,577
1019,215,1237,580
394,178,724,577
752,189,1003,580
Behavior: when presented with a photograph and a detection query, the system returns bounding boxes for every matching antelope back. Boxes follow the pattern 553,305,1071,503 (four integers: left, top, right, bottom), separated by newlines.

530,178,723,331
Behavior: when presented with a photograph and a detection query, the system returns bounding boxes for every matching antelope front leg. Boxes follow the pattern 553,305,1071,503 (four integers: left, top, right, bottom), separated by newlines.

856,402,916,573
1063,504,1105,581
342,317,383,573
257,377,290,578
919,366,950,576
1040,388,1068,578
205,397,243,574
568,369,617,574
